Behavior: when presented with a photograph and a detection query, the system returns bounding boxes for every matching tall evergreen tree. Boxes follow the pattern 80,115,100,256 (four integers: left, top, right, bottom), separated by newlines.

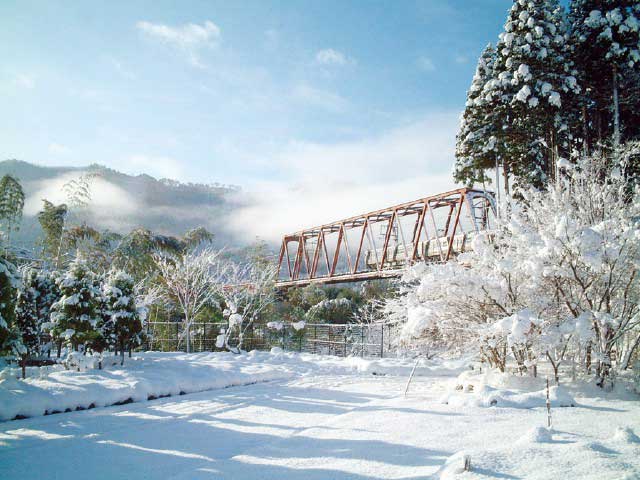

14,270,40,354
486,0,580,188
102,271,143,365
49,260,102,353
0,253,24,360
569,0,640,150
454,44,500,186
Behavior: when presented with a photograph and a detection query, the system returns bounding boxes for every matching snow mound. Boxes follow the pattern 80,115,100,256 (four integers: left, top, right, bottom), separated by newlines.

610,426,640,444
443,383,575,408
436,451,472,479
517,426,553,444
0,352,294,422
442,370,575,408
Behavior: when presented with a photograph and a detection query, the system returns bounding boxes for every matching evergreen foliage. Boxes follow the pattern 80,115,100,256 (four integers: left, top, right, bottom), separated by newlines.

102,271,143,365
568,0,640,148
49,260,102,352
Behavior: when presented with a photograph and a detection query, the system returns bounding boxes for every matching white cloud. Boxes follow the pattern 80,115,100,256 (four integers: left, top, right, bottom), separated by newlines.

225,112,461,242
315,48,349,66
291,84,349,112
136,20,221,67
48,143,71,154
14,73,36,89
416,56,436,72
24,172,139,218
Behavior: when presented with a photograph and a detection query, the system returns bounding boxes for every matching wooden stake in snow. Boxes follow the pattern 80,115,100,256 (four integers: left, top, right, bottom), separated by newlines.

546,377,552,428
463,455,472,472
404,357,420,397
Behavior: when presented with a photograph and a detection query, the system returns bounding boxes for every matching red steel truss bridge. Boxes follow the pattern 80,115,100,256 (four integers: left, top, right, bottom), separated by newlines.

275,187,496,288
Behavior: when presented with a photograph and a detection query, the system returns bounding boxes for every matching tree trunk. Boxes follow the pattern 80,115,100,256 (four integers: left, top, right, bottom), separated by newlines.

612,65,620,151
185,318,191,354
120,341,125,366
21,357,26,380
502,162,510,197
582,105,589,157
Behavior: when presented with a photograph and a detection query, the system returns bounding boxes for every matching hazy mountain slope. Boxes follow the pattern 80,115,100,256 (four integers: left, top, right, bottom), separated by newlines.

0,159,241,250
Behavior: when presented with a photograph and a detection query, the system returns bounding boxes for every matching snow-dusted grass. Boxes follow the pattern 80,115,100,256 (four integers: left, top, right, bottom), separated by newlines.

1,352,639,479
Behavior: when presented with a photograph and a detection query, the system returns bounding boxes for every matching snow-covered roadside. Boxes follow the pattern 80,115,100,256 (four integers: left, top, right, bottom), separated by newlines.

0,350,469,422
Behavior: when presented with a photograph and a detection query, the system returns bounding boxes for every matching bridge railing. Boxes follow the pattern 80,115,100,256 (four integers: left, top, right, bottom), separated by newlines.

275,187,496,288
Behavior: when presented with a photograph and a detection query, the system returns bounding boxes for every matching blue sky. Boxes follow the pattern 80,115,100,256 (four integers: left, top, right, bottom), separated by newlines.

1,0,512,238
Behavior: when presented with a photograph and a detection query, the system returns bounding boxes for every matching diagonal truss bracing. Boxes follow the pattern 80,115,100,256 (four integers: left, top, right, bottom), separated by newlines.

276,187,496,288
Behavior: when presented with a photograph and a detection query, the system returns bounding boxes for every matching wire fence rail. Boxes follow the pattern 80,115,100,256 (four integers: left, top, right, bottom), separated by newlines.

143,321,399,358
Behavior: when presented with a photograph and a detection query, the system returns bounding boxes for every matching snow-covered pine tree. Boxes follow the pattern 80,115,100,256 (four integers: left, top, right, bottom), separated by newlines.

49,259,102,355
33,270,59,354
454,44,499,186
14,269,41,375
487,0,580,188
569,0,640,150
102,271,142,365
0,254,25,362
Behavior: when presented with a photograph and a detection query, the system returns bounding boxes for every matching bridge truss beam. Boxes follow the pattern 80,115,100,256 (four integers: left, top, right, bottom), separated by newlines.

275,187,496,289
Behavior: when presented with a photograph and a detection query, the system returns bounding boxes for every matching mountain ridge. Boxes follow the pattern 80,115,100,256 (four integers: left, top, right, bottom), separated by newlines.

0,159,242,250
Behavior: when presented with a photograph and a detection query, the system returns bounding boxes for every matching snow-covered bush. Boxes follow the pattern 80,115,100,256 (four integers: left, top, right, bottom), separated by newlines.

306,297,356,324
388,153,639,387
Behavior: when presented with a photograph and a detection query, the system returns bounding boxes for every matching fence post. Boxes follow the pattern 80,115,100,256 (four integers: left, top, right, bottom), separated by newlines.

380,325,384,358
203,323,207,352
176,322,180,352
314,325,317,354
344,328,347,357
282,326,286,351
361,325,365,358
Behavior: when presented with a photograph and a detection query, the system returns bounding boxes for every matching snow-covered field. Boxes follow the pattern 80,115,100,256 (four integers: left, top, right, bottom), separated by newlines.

1,351,639,479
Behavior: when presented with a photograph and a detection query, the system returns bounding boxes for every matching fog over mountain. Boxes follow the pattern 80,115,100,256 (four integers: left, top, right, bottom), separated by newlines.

0,159,245,250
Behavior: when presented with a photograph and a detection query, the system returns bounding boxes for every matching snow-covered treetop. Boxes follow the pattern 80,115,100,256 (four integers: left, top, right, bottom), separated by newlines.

571,0,640,67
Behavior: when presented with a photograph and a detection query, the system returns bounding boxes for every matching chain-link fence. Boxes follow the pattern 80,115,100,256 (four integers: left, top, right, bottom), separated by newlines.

142,321,399,358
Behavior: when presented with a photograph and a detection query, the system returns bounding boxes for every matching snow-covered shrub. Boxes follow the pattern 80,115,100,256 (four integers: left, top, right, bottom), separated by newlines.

306,297,356,324
388,153,639,387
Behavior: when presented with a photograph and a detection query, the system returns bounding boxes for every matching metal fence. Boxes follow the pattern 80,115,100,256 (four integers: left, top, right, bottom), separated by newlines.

143,321,398,358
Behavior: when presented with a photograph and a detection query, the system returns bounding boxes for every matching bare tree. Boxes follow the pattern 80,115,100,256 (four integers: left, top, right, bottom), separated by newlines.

154,248,222,353
217,260,277,353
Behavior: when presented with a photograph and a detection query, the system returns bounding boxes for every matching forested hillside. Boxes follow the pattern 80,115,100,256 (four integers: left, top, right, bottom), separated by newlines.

0,159,239,250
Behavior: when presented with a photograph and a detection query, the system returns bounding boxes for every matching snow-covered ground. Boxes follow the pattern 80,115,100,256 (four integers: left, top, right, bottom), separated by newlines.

1,352,639,479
